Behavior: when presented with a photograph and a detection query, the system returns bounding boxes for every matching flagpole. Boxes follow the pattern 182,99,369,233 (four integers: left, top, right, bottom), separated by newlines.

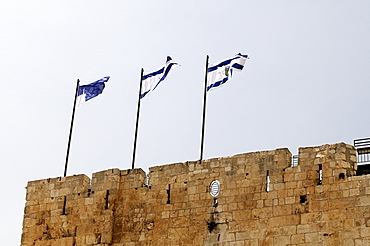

64,79,80,177
200,55,209,163
132,68,144,169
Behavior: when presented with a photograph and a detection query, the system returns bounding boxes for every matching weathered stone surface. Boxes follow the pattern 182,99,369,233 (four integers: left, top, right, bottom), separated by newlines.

21,142,370,245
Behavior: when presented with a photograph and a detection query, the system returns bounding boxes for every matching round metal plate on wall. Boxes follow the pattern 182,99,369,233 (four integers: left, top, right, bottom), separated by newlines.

210,180,220,197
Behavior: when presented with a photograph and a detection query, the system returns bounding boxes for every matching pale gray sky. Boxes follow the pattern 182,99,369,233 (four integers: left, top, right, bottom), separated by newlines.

1,1,369,244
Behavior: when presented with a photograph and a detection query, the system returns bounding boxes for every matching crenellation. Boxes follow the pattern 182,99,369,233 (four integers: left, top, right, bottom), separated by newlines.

21,142,370,245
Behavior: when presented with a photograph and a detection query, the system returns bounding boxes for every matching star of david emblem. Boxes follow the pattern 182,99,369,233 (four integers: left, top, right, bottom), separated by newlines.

225,67,230,76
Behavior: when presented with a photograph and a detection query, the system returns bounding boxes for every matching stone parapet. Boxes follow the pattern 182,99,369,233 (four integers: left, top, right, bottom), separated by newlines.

22,142,370,246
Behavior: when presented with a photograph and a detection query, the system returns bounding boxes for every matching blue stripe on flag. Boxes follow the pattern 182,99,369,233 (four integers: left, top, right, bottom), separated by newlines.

206,53,248,92
208,57,238,72
207,76,229,91
140,56,179,99
78,76,110,101
231,63,244,70
140,90,150,99
152,62,178,91
142,67,165,81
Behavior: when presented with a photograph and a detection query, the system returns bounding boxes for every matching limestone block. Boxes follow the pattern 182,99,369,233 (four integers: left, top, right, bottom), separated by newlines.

291,233,305,244
230,240,245,246
307,198,324,210
341,229,360,240
274,235,290,246
58,237,75,246
168,227,188,239
297,224,313,234
273,205,291,217
252,207,272,219
292,188,306,197
273,183,285,190
301,212,322,224
294,172,307,181
285,181,297,190
259,237,274,246
235,231,249,241
305,232,322,243
263,199,272,207
219,232,235,242
268,216,285,227
232,209,252,221
228,202,238,211
274,189,285,199
350,188,361,196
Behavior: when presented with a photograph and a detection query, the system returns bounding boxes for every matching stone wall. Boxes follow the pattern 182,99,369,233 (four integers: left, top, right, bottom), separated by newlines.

21,142,370,245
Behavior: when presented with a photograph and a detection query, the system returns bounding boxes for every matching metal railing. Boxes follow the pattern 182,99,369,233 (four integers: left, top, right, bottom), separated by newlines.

354,138,370,164
291,155,298,167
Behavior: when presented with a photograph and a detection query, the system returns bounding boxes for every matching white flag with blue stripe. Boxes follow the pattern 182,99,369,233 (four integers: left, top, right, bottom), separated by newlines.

76,76,110,106
140,56,179,99
207,53,248,91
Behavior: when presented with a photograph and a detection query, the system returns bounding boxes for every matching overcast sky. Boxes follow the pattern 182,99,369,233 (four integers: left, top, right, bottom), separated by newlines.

1,1,370,244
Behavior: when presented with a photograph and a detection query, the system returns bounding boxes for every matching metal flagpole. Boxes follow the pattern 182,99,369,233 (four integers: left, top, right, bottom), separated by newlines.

200,55,209,163
132,68,144,169
64,79,80,177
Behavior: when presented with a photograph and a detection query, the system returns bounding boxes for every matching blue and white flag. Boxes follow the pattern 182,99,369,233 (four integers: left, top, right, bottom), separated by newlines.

207,53,248,91
140,56,179,99
77,76,110,106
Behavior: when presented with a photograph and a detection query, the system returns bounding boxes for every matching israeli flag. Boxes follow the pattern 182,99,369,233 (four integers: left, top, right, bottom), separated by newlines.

76,76,110,106
207,53,248,91
140,56,179,99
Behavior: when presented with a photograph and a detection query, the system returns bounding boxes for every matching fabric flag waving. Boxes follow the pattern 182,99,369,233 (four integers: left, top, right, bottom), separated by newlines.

77,76,110,106
207,53,248,91
140,56,179,98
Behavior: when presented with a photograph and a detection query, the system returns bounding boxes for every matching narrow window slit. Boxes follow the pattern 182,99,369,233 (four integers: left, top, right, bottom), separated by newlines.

266,170,270,192
167,184,171,204
318,164,323,185
62,196,67,215
105,190,110,209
